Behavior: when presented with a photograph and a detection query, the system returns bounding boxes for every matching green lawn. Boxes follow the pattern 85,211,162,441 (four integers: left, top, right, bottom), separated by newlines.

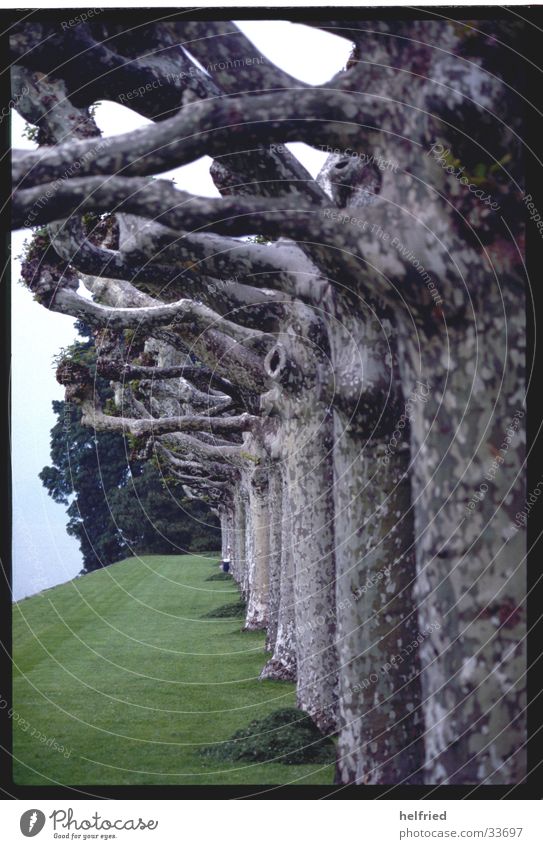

12,554,334,785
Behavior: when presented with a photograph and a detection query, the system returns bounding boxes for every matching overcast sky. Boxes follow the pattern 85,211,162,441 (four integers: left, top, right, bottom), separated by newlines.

11,20,351,601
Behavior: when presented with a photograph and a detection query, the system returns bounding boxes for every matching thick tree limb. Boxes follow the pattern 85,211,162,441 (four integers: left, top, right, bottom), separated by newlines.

13,89,384,190
12,49,333,297
168,471,230,489
140,377,232,414
23,244,271,395
49,284,267,343
164,432,247,465
155,443,237,482
97,359,246,405
176,32,329,205
118,224,299,294
12,176,335,255
16,169,477,318
12,175,412,301
96,358,217,383
12,24,326,205
10,22,216,119
176,21,308,94
49,217,298,300
71,272,272,395
10,63,101,147
80,400,258,438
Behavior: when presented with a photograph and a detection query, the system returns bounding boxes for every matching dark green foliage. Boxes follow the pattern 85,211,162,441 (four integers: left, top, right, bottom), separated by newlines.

21,121,39,143
39,397,131,573
200,708,336,765
40,326,220,574
203,600,246,619
205,571,234,582
106,463,221,557
246,234,273,245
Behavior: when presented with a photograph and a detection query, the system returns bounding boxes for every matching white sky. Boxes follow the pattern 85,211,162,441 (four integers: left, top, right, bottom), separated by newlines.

11,20,351,601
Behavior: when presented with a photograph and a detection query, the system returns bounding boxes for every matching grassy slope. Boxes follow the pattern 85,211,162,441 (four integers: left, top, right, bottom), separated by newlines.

13,554,334,786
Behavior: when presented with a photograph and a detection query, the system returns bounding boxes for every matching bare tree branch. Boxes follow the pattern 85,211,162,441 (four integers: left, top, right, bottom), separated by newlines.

164,432,247,465
155,442,238,482
10,22,217,118
80,400,259,438
176,20,309,94
49,217,298,300
13,89,384,190
42,284,270,349
96,358,247,405
118,224,300,294
12,24,327,205
13,175,415,302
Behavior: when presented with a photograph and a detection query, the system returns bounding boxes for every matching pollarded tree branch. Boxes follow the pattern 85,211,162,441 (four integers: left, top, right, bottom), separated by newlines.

168,471,231,490
10,63,101,147
12,176,347,274
13,176,318,240
11,54,336,298
50,223,287,339
181,481,228,507
21,236,272,395
117,223,300,294
163,432,248,466
141,377,233,414
176,20,309,94
49,219,194,292
49,216,298,300
155,442,238,483
10,22,217,120
166,462,235,483
12,24,327,206
70,270,272,395
96,358,248,406
95,358,219,383
41,284,270,349
100,366,234,418
13,88,386,190
79,399,259,438
13,174,425,303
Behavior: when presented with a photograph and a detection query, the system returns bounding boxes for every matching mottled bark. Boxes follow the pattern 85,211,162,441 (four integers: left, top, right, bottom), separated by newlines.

77,401,257,439
334,438,424,784
317,20,526,783
265,463,283,653
13,88,380,190
329,305,424,780
398,292,526,784
231,487,247,591
259,474,297,682
244,466,270,631
315,152,425,781
288,410,338,734
264,308,339,734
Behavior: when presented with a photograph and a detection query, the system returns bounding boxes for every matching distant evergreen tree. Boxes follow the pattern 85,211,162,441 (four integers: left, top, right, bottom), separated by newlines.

40,398,130,573
107,463,220,556
40,326,220,574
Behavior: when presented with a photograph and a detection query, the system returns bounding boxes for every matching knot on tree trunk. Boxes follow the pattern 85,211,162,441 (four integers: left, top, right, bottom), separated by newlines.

264,342,301,390
251,466,268,495
328,154,382,208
